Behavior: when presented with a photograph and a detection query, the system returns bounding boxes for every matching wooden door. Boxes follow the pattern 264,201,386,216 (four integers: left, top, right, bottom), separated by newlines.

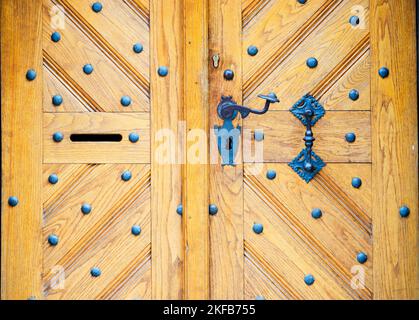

1,0,417,300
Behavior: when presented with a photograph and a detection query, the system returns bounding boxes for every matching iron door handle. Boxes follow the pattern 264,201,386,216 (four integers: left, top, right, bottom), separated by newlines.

217,93,279,120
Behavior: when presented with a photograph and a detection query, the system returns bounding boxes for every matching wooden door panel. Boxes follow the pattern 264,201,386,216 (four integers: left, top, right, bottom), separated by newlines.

42,0,149,112
245,111,371,162
243,0,369,111
42,164,151,299
43,113,150,163
244,164,372,299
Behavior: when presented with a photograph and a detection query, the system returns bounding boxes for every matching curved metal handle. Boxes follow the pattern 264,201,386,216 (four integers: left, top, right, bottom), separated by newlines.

217,93,279,120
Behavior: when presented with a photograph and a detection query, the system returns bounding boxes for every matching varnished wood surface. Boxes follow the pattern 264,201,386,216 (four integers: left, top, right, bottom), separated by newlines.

1,0,43,300
150,0,184,299
209,0,244,299
371,0,418,299
43,113,150,163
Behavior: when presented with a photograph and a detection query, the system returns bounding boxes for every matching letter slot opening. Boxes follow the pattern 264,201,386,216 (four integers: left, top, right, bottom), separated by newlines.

70,133,123,142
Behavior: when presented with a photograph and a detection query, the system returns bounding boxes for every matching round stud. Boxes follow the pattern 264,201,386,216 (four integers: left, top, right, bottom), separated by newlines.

266,170,276,180
120,96,131,107
349,89,359,101
83,64,94,75
349,15,360,26
91,2,103,13
351,177,362,189
304,274,315,286
52,95,63,106
48,234,59,246
306,57,318,68
254,130,264,141
311,208,322,219
378,67,389,78
128,132,140,143
157,66,168,77
399,206,410,218
176,204,183,215
356,252,368,264
133,43,143,54
26,69,37,81
209,204,218,215
252,223,264,234
52,132,64,142
8,196,19,207
51,31,61,42
131,225,141,236
247,45,259,56
121,170,132,181
345,132,356,143
81,203,92,215
48,174,59,184
297,0,307,4
223,69,234,80
255,295,265,300
90,267,101,277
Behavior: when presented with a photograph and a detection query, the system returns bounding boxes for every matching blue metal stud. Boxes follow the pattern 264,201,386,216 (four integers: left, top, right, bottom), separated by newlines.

253,223,263,234
254,130,264,141
378,67,389,78
48,174,59,184
8,196,19,207
311,208,322,219
349,89,359,101
92,2,103,13
48,234,59,246
223,69,234,80
133,43,143,53
266,170,276,180
26,69,37,81
83,64,94,75
90,267,101,277
304,274,315,285
128,132,140,143
306,57,318,68
345,132,356,143
351,177,362,189
247,45,259,56
81,203,92,215
255,295,265,300
121,170,132,181
399,206,410,218
120,96,131,107
349,16,360,26
51,31,61,42
176,204,183,215
52,132,64,142
52,95,63,106
356,252,368,264
131,225,141,236
158,66,168,77
297,0,307,4
209,204,218,215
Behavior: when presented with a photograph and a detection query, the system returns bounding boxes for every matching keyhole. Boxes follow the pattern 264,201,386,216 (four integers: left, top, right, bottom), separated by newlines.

226,137,233,150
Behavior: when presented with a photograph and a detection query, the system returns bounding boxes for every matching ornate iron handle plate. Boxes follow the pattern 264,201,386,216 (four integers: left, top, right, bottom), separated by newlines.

215,93,279,166
288,94,326,183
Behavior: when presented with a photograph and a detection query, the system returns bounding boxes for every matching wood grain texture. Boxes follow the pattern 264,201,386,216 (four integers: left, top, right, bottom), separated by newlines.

42,164,151,299
43,113,150,163
150,0,184,299
243,0,369,111
183,0,210,300
371,0,418,299
244,111,371,163
209,0,244,299
43,0,149,112
1,0,43,300
244,164,372,300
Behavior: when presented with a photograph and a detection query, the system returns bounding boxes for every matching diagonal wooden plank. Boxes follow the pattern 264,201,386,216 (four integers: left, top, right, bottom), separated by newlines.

242,0,271,28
